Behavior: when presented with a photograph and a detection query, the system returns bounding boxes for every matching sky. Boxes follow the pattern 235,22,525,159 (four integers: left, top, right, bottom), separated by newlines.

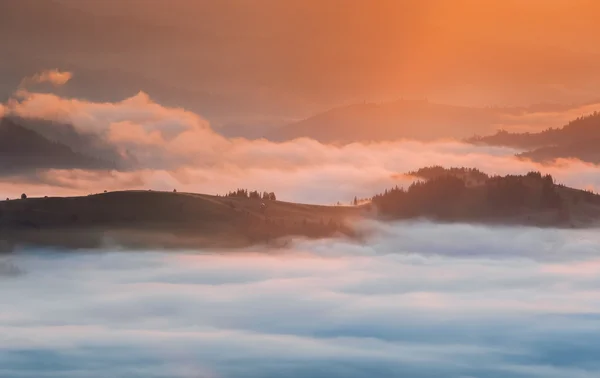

2,0,600,129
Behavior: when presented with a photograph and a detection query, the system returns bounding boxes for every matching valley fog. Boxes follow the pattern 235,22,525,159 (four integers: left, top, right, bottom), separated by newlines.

2,221,600,378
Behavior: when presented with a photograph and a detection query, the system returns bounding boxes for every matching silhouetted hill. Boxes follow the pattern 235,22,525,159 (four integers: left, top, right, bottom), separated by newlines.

268,100,550,143
469,112,600,163
0,118,115,174
3,172,600,252
0,191,362,251
270,100,497,142
373,169,600,227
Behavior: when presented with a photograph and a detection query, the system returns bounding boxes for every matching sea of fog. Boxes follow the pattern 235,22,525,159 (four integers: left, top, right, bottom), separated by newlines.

2,221,600,378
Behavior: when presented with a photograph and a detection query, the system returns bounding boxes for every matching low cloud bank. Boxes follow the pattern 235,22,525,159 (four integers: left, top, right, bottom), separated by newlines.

3,73,600,203
1,221,600,377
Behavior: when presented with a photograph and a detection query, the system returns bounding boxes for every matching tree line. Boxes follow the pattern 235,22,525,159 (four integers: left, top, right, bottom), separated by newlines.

224,188,276,201
371,171,568,220
407,166,488,181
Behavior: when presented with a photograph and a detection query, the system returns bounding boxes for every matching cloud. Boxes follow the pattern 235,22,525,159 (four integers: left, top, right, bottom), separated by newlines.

2,222,600,377
5,90,221,170
18,69,73,88
4,85,600,203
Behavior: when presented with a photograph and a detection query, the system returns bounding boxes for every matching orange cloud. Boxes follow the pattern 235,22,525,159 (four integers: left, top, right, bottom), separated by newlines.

4,85,600,204
108,121,164,146
19,70,73,88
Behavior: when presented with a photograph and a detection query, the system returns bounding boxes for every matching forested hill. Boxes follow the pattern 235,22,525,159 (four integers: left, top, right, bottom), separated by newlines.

468,112,600,163
372,170,600,227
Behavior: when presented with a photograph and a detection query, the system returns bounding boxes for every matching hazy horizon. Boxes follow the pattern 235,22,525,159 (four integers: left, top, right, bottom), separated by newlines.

3,2,600,377
2,71,600,202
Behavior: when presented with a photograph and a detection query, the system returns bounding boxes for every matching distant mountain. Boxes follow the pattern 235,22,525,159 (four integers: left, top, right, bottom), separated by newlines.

268,100,532,143
469,112,600,163
0,118,115,175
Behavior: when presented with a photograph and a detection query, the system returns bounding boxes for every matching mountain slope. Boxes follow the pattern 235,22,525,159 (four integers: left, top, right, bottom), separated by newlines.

0,190,362,251
3,170,600,252
373,169,600,227
469,112,600,163
0,118,115,174
269,100,523,143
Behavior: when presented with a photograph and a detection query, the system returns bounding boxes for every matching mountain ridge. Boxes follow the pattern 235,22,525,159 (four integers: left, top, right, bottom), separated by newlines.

267,99,596,143
469,112,600,163
2,168,600,252
0,117,115,174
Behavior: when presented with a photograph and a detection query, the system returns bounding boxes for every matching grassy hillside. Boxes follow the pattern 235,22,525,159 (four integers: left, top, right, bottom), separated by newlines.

3,170,600,252
0,191,363,251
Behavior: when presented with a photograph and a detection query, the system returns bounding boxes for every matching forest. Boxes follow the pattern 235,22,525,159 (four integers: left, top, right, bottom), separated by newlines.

407,166,489,181
224,189,276,201
371,170,579,222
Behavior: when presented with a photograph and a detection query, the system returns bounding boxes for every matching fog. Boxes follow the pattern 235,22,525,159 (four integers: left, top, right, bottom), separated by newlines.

2,221,600,377
4,80,600,204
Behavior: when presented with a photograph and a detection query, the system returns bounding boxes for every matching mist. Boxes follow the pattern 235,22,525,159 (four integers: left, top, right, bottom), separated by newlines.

4,2,600,377
4,83,600,204
2,221,600,378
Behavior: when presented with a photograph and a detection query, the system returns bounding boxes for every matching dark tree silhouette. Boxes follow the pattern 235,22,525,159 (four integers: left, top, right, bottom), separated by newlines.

373,171,566,221
408,166,488,182
225,188,277,200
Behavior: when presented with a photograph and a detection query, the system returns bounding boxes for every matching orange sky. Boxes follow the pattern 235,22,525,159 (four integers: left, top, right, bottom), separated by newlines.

74,0,600,104
3,0,600,113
